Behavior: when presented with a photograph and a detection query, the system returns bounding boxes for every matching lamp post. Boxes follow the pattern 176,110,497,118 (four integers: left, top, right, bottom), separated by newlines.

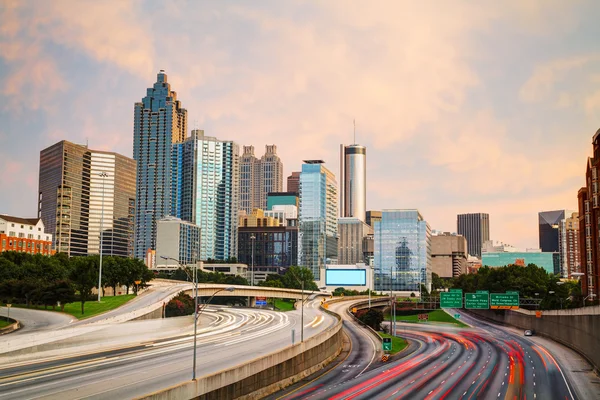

97,171,108,302
250,234,256,286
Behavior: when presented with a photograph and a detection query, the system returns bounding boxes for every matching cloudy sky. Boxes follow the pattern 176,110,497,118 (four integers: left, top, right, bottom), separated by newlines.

1,0,600,250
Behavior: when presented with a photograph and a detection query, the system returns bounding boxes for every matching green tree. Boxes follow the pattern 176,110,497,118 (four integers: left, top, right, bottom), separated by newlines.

282,266,318,291
70,256,99,315
165,291,195,317
357,308,384,330
431,272,444,291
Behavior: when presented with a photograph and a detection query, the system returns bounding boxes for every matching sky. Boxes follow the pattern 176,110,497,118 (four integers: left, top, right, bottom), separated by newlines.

1,0,600,250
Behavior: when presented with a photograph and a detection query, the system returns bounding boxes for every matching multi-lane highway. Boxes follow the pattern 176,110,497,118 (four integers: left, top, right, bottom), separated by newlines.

271,305,579,400
0,301,335,400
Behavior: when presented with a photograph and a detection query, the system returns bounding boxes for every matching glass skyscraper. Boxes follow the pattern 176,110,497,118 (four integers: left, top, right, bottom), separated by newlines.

133,70,187,259
374,210,431,293
298,160,338,280
172,130,240,261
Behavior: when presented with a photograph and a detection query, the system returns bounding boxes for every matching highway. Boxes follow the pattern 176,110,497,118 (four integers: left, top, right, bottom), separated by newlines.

0,301,336,400
270,306,579,400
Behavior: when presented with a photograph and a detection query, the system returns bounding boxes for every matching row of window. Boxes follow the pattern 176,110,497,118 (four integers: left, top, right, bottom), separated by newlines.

2,239,51,250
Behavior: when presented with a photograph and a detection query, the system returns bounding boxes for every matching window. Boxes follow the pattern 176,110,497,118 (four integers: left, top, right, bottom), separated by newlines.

8,231,15,237
11,223,14,227
18,233,24,238
29,226,32,230
38,227,41,231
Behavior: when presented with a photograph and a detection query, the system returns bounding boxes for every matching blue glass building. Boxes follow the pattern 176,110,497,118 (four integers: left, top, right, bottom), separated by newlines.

299,160,338,280
133,71,187,259
374,210,431,292
172,130,240,261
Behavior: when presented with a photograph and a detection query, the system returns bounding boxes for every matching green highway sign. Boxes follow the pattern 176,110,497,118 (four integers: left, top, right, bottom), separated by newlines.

382,337,392,352
506,291,519,294
476,290,489,294
441,291,463,308
449,288,463,293
454,313,461,319
465,293,489,309
490,292,519,309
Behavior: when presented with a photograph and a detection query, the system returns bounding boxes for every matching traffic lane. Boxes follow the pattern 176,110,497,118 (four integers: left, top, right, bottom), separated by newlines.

0,308,336,400
0,307,74,333
459,310,576,400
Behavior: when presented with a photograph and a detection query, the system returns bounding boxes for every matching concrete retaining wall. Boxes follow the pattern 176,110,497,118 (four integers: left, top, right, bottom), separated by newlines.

469,309,600,373
138,306,343,400
0,319,20,335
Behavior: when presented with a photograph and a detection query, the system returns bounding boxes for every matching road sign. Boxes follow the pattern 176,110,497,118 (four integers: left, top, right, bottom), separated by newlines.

256,300,267,306
476,290,489,294
352,307,357,313
536,311,542,318
465,293,489,309
418,313,429,321
382,354,389,362
506,291,519,294
490,293,519,309
441,291,463,308
382,337,392,352
6,304,11,308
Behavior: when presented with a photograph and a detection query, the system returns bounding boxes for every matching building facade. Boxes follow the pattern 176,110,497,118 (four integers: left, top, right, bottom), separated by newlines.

366,210,382,229
264,205,298,226
482,252,559,274
561,212,580,278
155,216,201,269
457,213,490,258
0,215,54,255
339,144,366,222
238,225,299,278
374,210,431,293
539,209,576,278
577,128,600,301
239,145,283,214
38,141,136,257
239,209,281,228
298,160,338,280
337,217,373,264
266,192,298,210
172,129,240,261
287,171,300,193
430,233,467,278
133,70,187,259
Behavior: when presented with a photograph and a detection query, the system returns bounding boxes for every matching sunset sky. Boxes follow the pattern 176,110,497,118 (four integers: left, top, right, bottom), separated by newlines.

1,0,600,250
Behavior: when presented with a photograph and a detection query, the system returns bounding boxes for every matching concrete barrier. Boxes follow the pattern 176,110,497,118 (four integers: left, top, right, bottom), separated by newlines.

137,306,343,400
0,319,20,335
468,309,600,374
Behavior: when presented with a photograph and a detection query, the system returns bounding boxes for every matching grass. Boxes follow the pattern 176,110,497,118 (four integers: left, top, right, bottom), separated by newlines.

386,309,469,328
14,294,136,320
378,331,408,354
0,320,11,328
272,298,296,312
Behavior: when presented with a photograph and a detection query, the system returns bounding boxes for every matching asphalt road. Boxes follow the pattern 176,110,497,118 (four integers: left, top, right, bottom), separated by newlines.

269,307,579,400
0,302,336,400
0,307,74,333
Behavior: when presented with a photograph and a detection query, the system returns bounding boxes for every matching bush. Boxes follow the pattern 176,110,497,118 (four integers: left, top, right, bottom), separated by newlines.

165,291,195,317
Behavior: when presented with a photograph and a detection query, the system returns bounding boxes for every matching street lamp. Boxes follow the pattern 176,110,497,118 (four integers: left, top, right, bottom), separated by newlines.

97,171,109,302
250,234,256,286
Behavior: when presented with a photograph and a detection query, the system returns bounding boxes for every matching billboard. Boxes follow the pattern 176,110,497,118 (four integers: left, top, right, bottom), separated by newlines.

325,269,367,286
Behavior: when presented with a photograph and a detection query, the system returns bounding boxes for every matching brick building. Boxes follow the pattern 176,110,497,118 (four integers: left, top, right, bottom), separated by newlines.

0,215,54,255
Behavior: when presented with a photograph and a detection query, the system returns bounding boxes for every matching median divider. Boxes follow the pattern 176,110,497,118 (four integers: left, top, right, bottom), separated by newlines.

137,303,343,400
0,319,20,335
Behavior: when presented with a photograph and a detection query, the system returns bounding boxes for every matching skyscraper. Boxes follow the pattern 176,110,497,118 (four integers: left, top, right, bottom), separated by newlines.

374,210,431,293
339,144,366,222
561,212,580,278
287,171,300,193
457,213,490,258
337,217,372,264
539,209,576,277
173,130,240,260
133,70,187,259
38,141,136,257
298,160,338,279
239,145,283,214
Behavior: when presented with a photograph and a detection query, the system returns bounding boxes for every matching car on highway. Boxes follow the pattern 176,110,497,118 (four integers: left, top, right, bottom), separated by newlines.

524,329,533,336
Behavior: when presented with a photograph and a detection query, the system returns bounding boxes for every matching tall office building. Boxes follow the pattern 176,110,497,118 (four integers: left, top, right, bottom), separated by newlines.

298,160,338,280
287,171,300,193
172,130,239,261
430,233,467,278
561,212,580,278
366,210,382,229
577,128,600,301
155,216,201,269
239,145,283,214
133,70,187,259
374,210,431,293
457,213,490,258
38,141,136,257
337,217,373,264
339,144,366,222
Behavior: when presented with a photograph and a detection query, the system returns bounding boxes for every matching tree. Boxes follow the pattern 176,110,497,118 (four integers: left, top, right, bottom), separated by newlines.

70,256,98,315
431,273,444,291
357,308,384,330
52,280,76,311
282,266,318,291
165,291,195,317
103,257,124,296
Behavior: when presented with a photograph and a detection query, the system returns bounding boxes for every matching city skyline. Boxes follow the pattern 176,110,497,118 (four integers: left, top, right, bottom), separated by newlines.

2,2,600,250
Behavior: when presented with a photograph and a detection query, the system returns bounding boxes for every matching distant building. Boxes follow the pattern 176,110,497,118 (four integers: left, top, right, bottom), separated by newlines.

561,212,580,278
287,171,300,193
482,252,559,274
482,240,525,253
264,205,298,226
239,145,283,214
430,233,467,278
38,141,136,257
155,216,201,269
467,255,482,274
133,70,187,259
539,209,576,277
202,263,248,277
577,128,600,301
363,233,374,267
365,210,382,229
457,213,489,258
172,129,240,261
239,209,281,228
374,210,431,293
337,217,372,264
266,192,298,210
0,215,54,255
339,144,366,222
299,160,338,280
